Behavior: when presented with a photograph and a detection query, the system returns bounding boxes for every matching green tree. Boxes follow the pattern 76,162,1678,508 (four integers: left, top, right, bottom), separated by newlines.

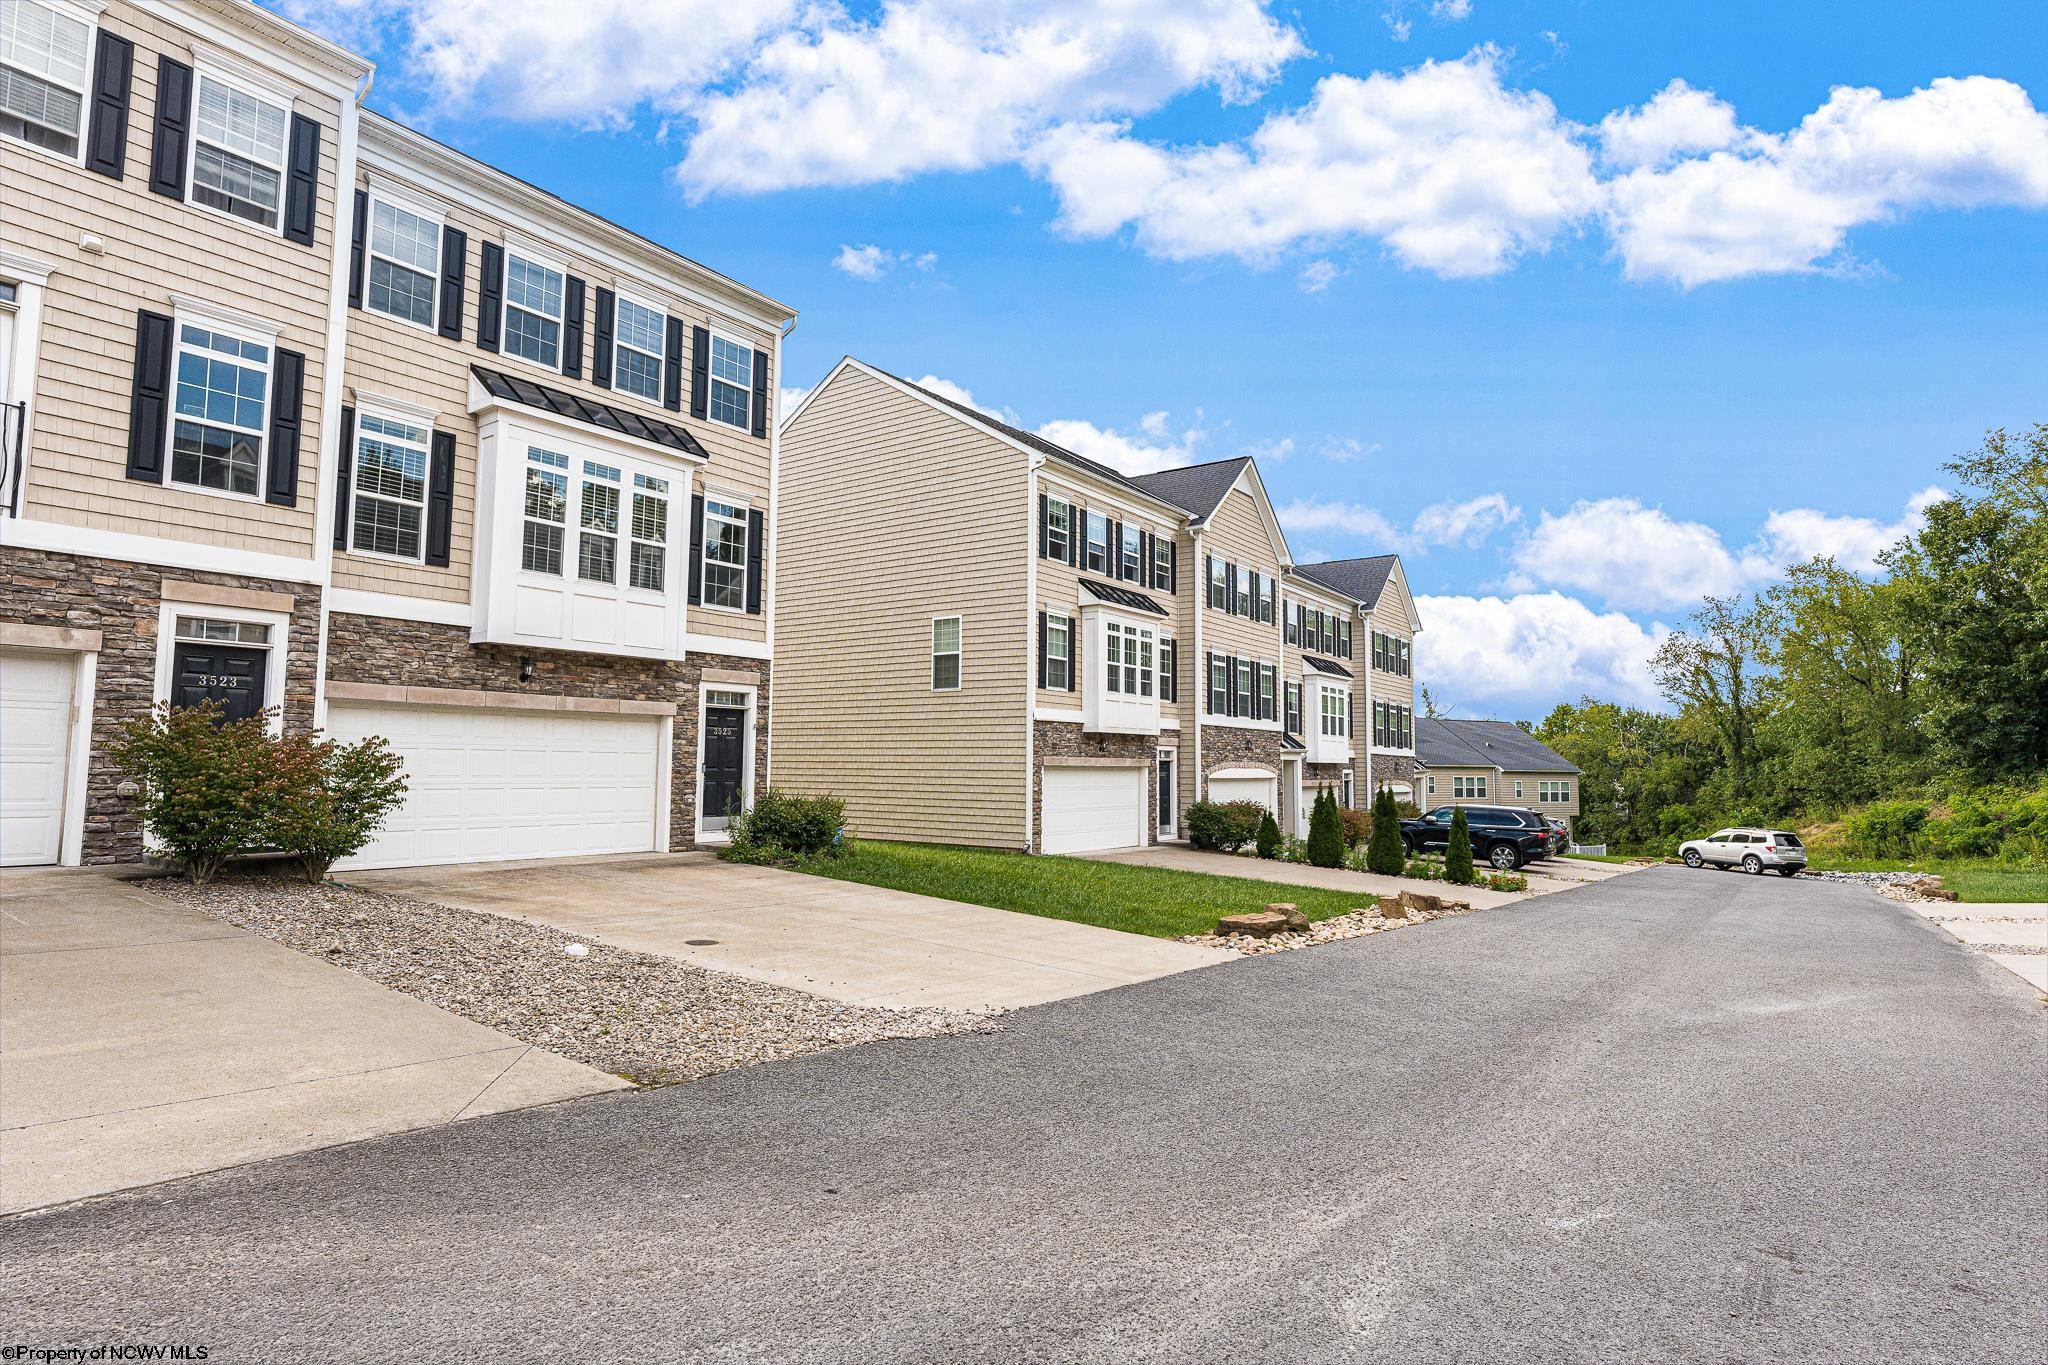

1306,788,1345,868
1255,809,1282,859
1367,786,1405,875
1651,594,1774,802
1445,807,1475,884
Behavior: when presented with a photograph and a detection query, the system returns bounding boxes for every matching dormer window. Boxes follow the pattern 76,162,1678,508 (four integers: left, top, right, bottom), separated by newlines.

503,250,565,369
190,74,289,231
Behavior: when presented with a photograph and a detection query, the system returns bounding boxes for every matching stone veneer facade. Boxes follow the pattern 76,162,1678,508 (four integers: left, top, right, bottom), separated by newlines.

1032,720,1159,852
323,614,770,851
0,547,323,863
1368,753,1420,805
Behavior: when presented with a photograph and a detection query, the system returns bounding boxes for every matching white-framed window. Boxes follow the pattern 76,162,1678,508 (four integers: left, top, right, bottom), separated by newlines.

707,331,753,429
1342,770,1354,808
1,0,91,161
613,294,665,403
577,460,621,585
1235,658,1253,716
1104,620,1154,698
1119,523,1142,579
628,473,668,591
1541,780,1572,804
1453,776,1488,800
1258,664,1276,721
1151,534,1173,590
932,616,962,691
1086,512,1110,575
1260,577,1277,625
1207,555,1227,609
365,196,440,329
1284,681,1301,734
1044,497,1071,562
1234,565,1252,617
1427,775,1437,796
1320,686,1349,738
503,249,565,370
1208,655,1229,715
348,411,429,561
189,71,289,231
1158,637,1176,702
1044,614,1071,690
1515,779,1525,799
169,319,270,499
701,496,748,611
521,447,569,575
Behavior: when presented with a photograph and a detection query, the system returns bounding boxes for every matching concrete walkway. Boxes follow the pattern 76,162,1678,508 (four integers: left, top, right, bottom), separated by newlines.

351,853,1230,1010
1908,900,2048,991
0,868,624,1214
1084,844,1639,908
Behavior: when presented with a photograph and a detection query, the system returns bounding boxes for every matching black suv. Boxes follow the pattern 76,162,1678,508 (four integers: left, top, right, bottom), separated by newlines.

1401,806,1552,871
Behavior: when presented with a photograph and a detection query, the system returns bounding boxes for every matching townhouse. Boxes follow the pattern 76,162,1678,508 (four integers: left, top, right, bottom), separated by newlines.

0,0,793,870
1414,718,1581,830
773,359,1423,854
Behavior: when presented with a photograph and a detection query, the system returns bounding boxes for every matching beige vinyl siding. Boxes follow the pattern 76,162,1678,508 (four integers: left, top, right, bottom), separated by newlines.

1033,471,1183,718
332,156,778,647
1424,767,1495,805
1193,486,1293,742
1368,589,1417,717
1505,771,1580,818
775,367,1029,847
2,2,343,559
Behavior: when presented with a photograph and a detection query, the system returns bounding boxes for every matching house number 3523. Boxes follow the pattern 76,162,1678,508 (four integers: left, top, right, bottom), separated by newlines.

196,675,243,688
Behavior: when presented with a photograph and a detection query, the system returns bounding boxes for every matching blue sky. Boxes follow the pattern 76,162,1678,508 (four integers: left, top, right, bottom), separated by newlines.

279,0,2048,721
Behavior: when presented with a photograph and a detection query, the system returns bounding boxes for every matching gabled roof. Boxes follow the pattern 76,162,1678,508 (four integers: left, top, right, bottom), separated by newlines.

1416,718,1579,774
1295,555,1398,609
471,366,709,460
1130,458,1253,523
1080,579,1170,617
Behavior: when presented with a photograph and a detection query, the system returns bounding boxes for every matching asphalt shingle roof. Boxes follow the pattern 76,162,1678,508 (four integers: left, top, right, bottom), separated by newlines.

1295,555,1398,609
1128,458,1253,522
1416,718,1580,774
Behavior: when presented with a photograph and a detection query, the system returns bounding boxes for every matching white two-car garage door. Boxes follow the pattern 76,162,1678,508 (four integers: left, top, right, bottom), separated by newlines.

327,703,664,869
1041,764,1147,855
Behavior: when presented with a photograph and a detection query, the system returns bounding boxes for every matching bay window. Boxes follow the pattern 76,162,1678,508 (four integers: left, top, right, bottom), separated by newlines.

349,412,429,560
1321,687,1348,738
1104,620,1154,698
170,321,269,498
629,474,668,591
521,448,569,574
577,461,621,584
701,496,748,610
1,0,90,159
190,73,288,230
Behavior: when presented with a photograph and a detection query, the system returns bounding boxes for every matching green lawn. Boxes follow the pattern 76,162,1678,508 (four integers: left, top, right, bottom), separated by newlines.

1798,856,2048,904
793,840,1382,938
1561,852,1642,865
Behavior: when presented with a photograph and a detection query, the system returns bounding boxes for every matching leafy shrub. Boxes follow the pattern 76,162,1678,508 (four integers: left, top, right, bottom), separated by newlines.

1922,784,2048,864
1255,810,1282,859
1445,807,1475,885
270,732,407,883
1339,806,1371,848
1366,786,1406,876
111,703,285,883
721,789,846,864
1481,871,1529,892
1844,800,1931,858
1402,854,1447,881
1306,788,1345,868
1187,800,1265,853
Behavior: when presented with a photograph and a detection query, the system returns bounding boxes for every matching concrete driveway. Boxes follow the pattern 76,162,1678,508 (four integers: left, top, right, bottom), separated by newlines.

0,868,623,1214
350,853,1228,1010
1087,844,1635,907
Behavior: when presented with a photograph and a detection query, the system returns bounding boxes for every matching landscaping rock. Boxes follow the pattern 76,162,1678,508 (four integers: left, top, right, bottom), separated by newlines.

1264,902,1310,930
1216,910,1291,938
1379,896,1408,919
1399,890,1444,916
1182,895,1480,956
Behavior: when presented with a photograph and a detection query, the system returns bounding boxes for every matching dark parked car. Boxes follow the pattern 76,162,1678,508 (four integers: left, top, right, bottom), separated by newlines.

1401,805,1551,871
1543,817,1571,855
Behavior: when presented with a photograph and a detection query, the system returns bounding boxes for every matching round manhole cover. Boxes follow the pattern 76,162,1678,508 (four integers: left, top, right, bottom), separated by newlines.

685,939,719,946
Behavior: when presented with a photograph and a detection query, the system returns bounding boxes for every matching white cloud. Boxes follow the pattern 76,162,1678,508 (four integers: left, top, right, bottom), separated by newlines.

678,0,1303,196
1604,76,2048,286
1036,412,1207,476
1411,492,1522,547
1298,259,1341,293
1431,0,1473,20
1415,592,1668,710
1383,14,1412,42
1755,484,1946,573
1510,498,1767,610
1028,48,1603,278
833,243,937,279
910,374,1013,422
1276,497,1405,545
1597,79,1745,171
778,384,811,424
1318,437,1381,463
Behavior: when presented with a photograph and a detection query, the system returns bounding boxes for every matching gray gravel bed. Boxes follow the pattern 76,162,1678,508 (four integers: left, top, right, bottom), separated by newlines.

147,876,999,1087
1801,869,1942,887
1178,898,1476,955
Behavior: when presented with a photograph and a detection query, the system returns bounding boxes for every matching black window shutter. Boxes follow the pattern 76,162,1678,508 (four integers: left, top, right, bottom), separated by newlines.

591,288,614,387
333,405,356,549
84,32,133,178
475,241,504,351
687,324,708,417
1038,493,1049,559
1226,563,1238,614
425,431,455,567
125,309,172,483
745,507,765,613
1070,618,1080,692
561,277,585,378
437,225,466,339
282,114,320,245
1068,513,1078,567
1228,655,1240,716
750,347,769,439
686,494,705,604
1037,612,1048,689
347,189,368,309
1106,519,1118,578
1168,540,1177,594
264,347,304,506
1140,530,1152,585
147,56,191,198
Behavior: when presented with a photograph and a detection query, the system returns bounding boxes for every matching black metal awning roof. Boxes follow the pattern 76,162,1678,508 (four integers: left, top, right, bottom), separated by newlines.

472,365,709,460
1302,655,1353,678
1079,578,1170,617
1279,732,1306,751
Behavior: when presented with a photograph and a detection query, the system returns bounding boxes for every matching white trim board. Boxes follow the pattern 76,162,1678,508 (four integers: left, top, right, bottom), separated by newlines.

1,517,323,583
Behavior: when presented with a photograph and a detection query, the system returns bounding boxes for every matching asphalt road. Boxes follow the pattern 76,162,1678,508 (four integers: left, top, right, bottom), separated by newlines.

6,867,2044,1364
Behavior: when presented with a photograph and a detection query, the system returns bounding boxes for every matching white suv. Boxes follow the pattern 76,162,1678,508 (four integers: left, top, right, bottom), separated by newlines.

1679,828,1807,876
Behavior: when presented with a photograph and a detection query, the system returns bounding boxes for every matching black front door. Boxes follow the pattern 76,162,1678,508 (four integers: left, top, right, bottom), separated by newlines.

701,706,746,831
171,642,268,722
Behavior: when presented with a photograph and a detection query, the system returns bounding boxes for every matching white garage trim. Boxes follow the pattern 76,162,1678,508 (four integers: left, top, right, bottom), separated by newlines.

0,641,96,867
1041,763,1148,855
